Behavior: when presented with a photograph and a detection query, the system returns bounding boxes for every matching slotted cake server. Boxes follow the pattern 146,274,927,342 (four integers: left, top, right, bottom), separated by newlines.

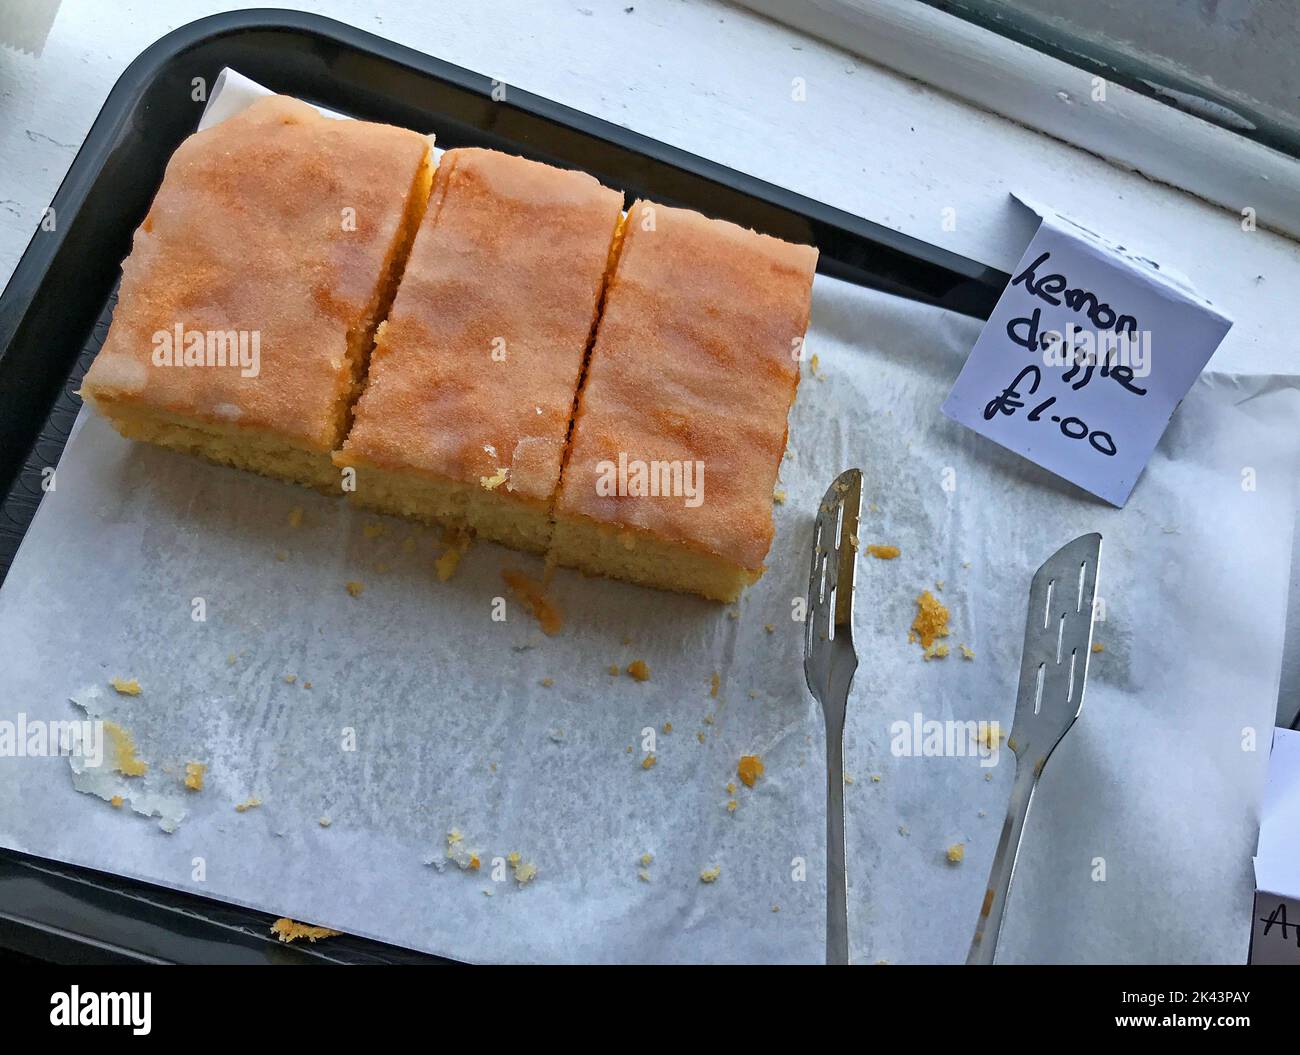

967,532,1103,964
804,467,863,966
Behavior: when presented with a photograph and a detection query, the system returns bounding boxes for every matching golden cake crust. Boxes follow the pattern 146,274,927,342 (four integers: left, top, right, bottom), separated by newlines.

339,147,624,502
555,200,817,572
82,95,431,451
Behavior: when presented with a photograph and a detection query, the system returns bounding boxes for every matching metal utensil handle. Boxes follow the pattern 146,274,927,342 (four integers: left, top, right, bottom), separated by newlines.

826,713,848,965
967,757,1038,964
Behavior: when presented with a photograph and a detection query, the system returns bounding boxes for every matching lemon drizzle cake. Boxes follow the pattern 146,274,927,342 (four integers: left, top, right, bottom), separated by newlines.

335,147,624,552
81,96,434,491
550,200,818,601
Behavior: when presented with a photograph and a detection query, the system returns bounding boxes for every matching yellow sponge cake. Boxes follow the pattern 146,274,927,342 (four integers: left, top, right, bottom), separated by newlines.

335,148,624,552
81,96,433,491
550,200,817,601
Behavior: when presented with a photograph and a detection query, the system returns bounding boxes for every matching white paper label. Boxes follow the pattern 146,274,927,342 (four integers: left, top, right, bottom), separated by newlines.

941,197,1232,506
1252,728,1300,964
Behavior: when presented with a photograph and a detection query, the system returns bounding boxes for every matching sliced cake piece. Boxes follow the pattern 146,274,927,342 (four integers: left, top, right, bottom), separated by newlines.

335,147,624,552
550,200,818,602
81,95,433,491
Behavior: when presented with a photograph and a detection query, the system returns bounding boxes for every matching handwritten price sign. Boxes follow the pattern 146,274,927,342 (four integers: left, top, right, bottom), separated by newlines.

942,197,1231,506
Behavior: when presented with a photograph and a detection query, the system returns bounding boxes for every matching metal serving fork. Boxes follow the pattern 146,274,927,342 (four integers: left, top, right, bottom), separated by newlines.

967,532,1102,964
804,468,863,966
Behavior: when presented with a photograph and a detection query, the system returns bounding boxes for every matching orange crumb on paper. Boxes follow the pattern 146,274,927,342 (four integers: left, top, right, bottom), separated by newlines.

103,722,148,777
435,528,472,581
109,677,141,696
235,797,262,813
501,569,563,636
345,580,365,597
700,865,722,883
737,754,764,788
109,795,124,808
626,660,650,682
946,843,965,864
641,754,657,770
866,545,900,560
1092,643,1105,653
710,672,720,698
910,590,950,650
271,918,340,944
183,762,206,791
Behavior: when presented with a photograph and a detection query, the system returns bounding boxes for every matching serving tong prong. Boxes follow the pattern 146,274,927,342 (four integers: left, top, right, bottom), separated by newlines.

803,468,863,966
967,532,1102,964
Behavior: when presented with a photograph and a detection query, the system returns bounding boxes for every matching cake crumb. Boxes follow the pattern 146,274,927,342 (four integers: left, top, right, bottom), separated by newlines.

923,642,950,661
283,674,297,684
608,664,620,676
773,488,787,505
103,722,148,777
540,677,554,688
109,677,142,696
479,467,510,491
435,528,472,581
626,659,650,682
501,568,563,636
640,852,654,867
866,544,900,560
710,672,720,698
641,754,657,770
870,773,882,783
662,722,672,734
935,580,945,590
910,590,950,650
737,754,764,788
764,623,775,634
506,852,537,885
946,843,965,864
696,732,706,744
109,795,124,808
287,506,303,528
235,796,261,813
183,762,206,791
809,354,825,380
959,643,976,660
638,869,651,882
726,799,738,813
271,918,339,944
700,865,722,883
1092,642,1105,653
319,816,332,828
772,904,781,913
345,580,365,598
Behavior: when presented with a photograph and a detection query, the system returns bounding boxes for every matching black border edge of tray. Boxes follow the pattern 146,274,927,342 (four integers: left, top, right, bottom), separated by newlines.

0,8,1006,964
0,7,1007,502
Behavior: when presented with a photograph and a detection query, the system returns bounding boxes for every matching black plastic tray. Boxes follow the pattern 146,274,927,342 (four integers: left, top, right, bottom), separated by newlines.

0,8,1005,963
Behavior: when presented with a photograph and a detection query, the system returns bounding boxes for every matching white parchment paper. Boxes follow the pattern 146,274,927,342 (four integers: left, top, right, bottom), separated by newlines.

0,275,1295,963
